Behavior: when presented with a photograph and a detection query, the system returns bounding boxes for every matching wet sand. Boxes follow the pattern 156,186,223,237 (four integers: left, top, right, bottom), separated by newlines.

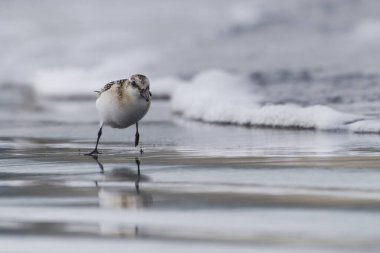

1,100,380,253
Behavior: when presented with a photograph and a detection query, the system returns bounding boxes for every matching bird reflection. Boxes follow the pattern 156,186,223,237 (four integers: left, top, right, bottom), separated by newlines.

88,155,153,238
91,155,104,173
90,155,152,209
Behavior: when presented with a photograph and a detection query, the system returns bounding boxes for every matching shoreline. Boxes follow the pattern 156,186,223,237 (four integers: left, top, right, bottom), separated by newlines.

0,100,380,252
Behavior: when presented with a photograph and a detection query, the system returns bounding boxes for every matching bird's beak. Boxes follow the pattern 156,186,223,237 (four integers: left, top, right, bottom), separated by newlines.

140,89,150,102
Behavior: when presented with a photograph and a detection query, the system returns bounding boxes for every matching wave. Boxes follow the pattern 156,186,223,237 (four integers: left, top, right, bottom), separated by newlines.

161,69,380,133
33,49,159,97
32,64,380,134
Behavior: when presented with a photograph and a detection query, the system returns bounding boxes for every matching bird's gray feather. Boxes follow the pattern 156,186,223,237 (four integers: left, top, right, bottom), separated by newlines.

99,79,128,94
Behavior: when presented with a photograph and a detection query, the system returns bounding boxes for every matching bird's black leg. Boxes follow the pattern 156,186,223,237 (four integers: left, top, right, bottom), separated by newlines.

135,122,140,147
135,122,144,153
86,126,103,156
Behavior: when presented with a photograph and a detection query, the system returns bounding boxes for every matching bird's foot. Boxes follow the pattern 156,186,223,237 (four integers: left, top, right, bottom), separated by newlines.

85,149,102,156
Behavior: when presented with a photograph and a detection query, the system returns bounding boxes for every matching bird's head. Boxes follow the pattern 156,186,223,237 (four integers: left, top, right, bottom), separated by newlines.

129,74,152,102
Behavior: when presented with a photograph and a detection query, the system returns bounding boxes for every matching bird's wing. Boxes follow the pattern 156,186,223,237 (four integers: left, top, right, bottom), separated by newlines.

98,79,128,94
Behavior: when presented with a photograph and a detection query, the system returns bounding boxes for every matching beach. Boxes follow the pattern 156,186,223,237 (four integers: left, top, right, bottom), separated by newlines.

2,0,380,252
0,98,380,253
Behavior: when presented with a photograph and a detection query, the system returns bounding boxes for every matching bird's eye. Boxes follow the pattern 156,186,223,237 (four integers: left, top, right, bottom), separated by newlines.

131,81,137,87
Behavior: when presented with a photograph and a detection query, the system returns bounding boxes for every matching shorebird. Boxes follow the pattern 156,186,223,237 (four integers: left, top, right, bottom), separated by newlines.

86,74,152,156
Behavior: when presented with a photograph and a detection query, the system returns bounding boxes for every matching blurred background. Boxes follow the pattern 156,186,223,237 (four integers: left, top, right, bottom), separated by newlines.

2,1,380,253
2,0,380,102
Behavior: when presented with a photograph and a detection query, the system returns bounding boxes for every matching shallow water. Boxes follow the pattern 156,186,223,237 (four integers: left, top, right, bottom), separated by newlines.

1,100,380,252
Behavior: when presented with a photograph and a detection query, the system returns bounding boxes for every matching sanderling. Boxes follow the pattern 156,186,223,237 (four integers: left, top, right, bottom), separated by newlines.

86,74,152,155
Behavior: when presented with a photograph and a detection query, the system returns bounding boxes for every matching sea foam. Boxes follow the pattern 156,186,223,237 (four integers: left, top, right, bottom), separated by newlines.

167,70,380,132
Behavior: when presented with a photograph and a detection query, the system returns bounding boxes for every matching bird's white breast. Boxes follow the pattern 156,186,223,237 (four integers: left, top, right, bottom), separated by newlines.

96,88,150,129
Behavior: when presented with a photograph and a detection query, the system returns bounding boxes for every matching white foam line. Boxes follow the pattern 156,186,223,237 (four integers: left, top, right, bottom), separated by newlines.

169,70,371,132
